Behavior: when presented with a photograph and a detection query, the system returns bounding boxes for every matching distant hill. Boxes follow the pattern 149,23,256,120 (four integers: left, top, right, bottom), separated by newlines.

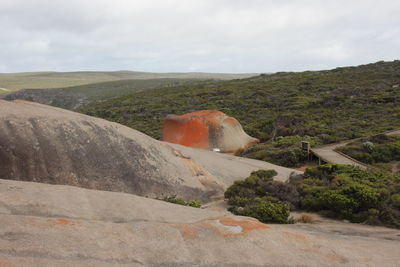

78,60,400,144
3,78,212,110
0,70,256,94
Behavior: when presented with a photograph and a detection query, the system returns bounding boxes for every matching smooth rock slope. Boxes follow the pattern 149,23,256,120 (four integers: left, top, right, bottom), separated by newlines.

0,179,399,267
0,100,299,202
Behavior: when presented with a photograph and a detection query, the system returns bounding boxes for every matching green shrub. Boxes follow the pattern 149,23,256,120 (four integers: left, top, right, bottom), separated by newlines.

225,164,400,228
362,141,374,152
252,169,278,180
187,200,202,208
304,164,353,183
300,164,400,226
229,196,290,224
337,135,400,167
225,170,295,223
162,196,202,208
224,169,299,208
241,136,318,167
390,194,400,208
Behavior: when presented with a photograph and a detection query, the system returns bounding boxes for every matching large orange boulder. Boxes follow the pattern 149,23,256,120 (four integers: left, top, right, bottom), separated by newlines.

162,110,259,153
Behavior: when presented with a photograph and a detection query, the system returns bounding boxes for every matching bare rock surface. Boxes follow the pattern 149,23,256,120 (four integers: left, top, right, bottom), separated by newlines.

0,100,299,202
0,179,399,267
168,142,300,184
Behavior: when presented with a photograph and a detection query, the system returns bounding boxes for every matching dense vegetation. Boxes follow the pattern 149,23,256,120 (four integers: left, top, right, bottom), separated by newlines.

300,165,400,227
79,61,400,151
241,135,321,167
336,134,400,171
35,78,204,101
225,165,400,228
224,170,292,223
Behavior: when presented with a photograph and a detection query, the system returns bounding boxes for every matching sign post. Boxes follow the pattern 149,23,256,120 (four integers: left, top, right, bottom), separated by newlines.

301,141,311,160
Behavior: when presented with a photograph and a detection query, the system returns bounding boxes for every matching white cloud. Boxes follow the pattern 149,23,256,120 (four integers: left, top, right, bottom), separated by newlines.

0,0,399,72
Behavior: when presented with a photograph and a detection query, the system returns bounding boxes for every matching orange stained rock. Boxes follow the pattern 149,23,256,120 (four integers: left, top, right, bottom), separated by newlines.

218,217,271,234
281,231,347,263
282,231,308,242
47,218,79,227
172,216,270,240
56,218,73,225
301,248,347,263
163,114,210,149
162,110,259,153
176,226,200,239
0,259,17,267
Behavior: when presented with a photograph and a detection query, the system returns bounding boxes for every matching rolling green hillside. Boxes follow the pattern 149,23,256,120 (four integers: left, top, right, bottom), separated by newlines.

78,61,400,149
3,78,211,109
0,71,255,95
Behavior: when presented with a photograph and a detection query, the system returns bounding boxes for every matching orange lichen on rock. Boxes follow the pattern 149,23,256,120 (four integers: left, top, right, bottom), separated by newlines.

47,218,79,227
218,217,270,235
56,218,73,225
172,216,270,239
301,248,348,263
0,259,17,267
163,114,210,149
281,231,347,263
173,225,201,239
282,231,308,242
162,110,259,154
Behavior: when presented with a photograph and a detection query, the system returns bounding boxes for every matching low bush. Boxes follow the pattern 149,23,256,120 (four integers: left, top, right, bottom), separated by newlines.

300,164,400,226
336,135,400,166
162,196,202,208
228,196,290,224
225,165,400,228
241,136,320,167
225,170,296,223
225,170,301,209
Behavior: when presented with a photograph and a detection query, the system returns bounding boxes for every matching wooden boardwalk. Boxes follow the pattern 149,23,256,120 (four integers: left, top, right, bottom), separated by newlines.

310,129,400,169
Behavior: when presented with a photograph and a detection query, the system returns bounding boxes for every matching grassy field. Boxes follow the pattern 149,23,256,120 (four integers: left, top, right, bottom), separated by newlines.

0,71,255,95
79,60,400,145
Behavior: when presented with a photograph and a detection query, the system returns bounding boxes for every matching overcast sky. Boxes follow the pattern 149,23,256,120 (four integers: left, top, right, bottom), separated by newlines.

0,0,399,73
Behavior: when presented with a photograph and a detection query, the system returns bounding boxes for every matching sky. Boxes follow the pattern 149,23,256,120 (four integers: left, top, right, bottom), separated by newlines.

0,0,399,73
